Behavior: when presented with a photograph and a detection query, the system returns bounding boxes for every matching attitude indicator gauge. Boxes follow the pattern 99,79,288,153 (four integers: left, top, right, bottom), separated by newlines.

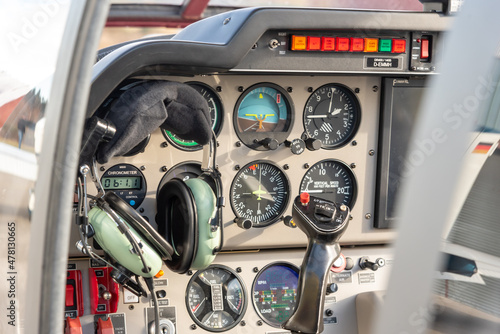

299,159,357,208
186,265,247,332
163,82,223,151
303,84,360,149
230,161,290,227
234,83,294,150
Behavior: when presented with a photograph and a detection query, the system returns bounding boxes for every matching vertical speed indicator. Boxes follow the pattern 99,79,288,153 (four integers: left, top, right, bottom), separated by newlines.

230,161,290,227
303,84,360,149
299,159,357,209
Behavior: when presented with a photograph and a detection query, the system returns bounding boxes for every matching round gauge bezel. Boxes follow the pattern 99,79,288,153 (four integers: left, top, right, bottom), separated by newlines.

252,262,300,328
156,161,203,198
230,160,291,228
299,159,358,209
185,264,248,332
163,82,224,151
233,83,294,151
100,163,147,209
303,83,361,149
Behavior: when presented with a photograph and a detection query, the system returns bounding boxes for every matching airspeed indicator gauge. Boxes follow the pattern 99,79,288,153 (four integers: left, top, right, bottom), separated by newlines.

303,84,360,149
230,161,290,227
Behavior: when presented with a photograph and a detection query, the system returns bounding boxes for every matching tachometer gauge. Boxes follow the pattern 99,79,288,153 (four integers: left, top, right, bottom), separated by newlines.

252,263,299,327
230,161,290,227
234,83,294,151
299,159,357,208
186,265,247,332
163,82,223,151
303,84,360,149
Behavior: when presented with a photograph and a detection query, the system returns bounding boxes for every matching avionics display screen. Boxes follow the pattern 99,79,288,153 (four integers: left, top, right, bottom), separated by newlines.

102,176,141,190
375,78,426,228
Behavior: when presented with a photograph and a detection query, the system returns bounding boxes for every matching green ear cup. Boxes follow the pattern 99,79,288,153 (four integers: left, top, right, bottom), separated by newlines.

185,178,220,269
88,207,163,278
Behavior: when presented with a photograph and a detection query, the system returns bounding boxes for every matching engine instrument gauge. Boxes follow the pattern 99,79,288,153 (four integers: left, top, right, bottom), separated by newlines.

303,84,360,149
299,159,357,208
230,161,290,227
186,265,247,332
234,83,294,150
163,82,223,151
252,263,299,327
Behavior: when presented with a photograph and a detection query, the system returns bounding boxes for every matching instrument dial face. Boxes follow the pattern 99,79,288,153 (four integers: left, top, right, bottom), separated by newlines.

233,83,294,150
252,263,299,327
186,265,247,332
230,161,290,227
163,82,223,151
299,159,357,209
303,84,361,149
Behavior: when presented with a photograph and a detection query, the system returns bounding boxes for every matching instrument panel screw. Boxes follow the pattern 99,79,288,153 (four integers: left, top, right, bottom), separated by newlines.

283,164,289,170
411,66,417,71
372,85,379,92
238,86,244,92
307,87,313,93
216,86,222,92
236,267,242,273
187,270,193,276
161,141,168,148
355,88,360,93
350,163,356,169
235,165,240,170
235,141,241,147
368,149,375,156
139,208,145,213
351,140,357,146
161,166,168,172
349,215,353,220
252,43,258,49
430,66,436,71
257,320,263,326
365,213,372,219
340,204,347,212
287,87,293,93
253,267,259,273
140,165,146,171
190,324,197,330
100,166,105,171
240,320,246,326
128,305,134,310
223,17,231,25
216,141,220,147
303,163,310,169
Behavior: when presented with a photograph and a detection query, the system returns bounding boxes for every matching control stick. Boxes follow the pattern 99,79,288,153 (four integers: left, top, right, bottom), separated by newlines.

283,193,349,334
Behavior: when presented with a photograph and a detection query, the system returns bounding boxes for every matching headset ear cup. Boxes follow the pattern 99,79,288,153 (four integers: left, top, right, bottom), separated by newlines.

185,178,220,270
157,178,198,274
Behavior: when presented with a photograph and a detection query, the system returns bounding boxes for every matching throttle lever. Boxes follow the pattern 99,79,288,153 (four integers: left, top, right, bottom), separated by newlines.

283,193,349,334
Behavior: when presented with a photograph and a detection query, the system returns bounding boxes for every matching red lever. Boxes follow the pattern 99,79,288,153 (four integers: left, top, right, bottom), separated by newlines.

65,317,82,334
97,317,114,334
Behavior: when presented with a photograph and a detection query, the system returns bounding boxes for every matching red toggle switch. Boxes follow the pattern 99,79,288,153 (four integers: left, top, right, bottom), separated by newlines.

420,39,430,60
65,285,74,307
65,317,82,334
97,317,114,334
89,267,119,315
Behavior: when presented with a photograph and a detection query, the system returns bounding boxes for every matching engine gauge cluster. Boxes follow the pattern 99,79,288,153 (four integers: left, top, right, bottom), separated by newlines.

186,265,247,332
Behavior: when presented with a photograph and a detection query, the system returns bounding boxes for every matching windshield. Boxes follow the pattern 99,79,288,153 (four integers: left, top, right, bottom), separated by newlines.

0,1,71,333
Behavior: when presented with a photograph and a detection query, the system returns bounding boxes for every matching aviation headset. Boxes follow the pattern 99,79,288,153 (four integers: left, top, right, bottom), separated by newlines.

79,81,223,278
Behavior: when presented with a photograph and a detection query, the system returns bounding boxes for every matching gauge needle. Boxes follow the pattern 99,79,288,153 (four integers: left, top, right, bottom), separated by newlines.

227,299,238,312
307,115,328,118
200,274,211,285
253,168,266,200
192,298,206,313
204,312,215,325
327,88,334,114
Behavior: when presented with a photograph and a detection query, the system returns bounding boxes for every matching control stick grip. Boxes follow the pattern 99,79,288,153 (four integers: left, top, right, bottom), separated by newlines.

284,241,341,333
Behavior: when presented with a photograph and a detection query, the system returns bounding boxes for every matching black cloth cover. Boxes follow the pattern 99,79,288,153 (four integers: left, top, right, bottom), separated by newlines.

96,81,211,163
